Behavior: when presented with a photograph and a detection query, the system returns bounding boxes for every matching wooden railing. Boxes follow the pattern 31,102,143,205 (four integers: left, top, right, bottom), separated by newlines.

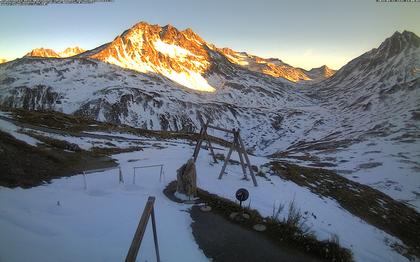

126,196,160,262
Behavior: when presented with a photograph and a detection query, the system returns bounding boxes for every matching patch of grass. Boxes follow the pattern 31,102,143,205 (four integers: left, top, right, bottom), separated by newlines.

4,108,232,147
0,131,116,188
270,161,420,260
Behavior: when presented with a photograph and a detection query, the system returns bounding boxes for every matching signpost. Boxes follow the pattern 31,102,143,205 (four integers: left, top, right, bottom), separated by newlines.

235,188,249,208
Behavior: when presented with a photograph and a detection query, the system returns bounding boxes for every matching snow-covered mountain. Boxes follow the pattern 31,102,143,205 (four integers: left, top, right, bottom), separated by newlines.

291,30,420,206
0,23,419,206
25,46,86,58
59,46,86,57
218,47,336,82
25,48,60,58
305,65,336,81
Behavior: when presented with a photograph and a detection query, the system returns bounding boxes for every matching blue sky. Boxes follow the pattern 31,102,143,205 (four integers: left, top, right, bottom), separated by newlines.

0,0,419,70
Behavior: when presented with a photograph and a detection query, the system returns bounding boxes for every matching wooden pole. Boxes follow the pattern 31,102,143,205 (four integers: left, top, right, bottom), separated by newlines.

218,130,236,180
204,132,218,163
83,171,87,190
126,196,160,262
119,166,124,184
192,126,204,160
235,132,248,179
237,133,258,187
151,208,161,262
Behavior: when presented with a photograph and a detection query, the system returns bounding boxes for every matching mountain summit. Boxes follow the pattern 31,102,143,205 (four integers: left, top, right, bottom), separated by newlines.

82,22,215,92
25,48,60,58
25,46,85,58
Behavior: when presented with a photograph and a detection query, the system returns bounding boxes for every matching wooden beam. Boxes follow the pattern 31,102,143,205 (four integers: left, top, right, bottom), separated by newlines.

151,208,161,262
126,196,159,262
218,132,237,180
207,124,236,134
237,133,258,187
192,126,205,161
204,132,218,163
235,132,247,179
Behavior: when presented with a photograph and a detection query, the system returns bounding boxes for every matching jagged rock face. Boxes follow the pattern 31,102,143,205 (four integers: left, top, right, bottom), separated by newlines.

25,48,60,58
86,22,215,92
82,21,333,88
218,47,336,82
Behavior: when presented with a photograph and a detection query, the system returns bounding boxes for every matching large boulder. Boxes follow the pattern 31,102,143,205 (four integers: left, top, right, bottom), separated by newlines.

176,158,197,198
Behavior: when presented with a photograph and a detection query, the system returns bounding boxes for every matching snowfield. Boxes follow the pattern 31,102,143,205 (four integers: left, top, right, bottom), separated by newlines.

0,127,410,262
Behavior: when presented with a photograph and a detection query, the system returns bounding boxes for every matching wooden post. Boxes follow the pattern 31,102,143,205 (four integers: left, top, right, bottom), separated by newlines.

218,130,237,180
192,126,204,160
151,208,161,262
204,132,218,163
237,133,258,187
119,166,124,184
126,196,160,262
193,122,208,162
83,171,87,190
235,131,248,179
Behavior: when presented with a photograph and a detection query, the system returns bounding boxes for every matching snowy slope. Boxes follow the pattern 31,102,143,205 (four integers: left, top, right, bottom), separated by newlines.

291,31,420,208
0,56,335,155
0,122,411,262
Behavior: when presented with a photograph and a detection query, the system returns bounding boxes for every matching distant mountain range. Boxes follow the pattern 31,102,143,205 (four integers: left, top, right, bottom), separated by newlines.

25,46,86,58
23,23,334,84
0,22,419,205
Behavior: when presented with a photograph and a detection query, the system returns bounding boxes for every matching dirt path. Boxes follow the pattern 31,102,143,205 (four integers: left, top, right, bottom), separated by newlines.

190,206,325,262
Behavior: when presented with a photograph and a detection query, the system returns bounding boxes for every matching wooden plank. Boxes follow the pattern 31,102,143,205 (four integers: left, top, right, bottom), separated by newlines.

237,134,258,187
126,196,156,262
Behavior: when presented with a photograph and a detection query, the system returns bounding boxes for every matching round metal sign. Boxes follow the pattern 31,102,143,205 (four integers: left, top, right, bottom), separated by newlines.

235,188,249,202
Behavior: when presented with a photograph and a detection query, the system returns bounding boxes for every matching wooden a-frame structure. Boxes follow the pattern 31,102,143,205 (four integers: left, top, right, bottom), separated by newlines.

192,120,258,187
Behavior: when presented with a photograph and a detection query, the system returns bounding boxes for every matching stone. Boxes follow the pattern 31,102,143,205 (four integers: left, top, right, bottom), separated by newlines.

176,158,197,198
253,224,267,232
200,206,212,212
